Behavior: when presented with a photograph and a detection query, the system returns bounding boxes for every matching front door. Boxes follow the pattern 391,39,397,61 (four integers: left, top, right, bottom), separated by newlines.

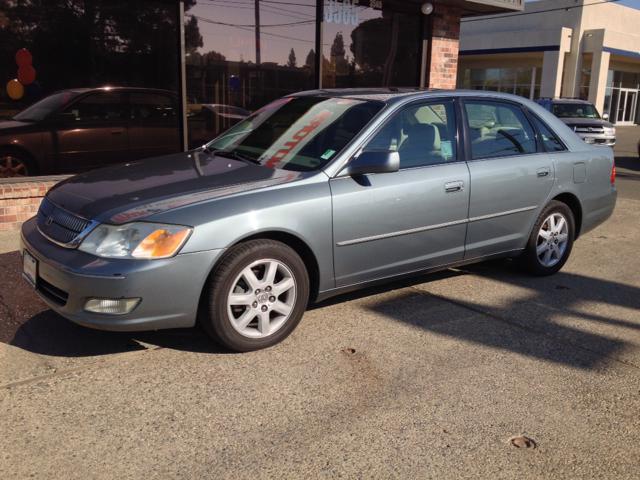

462,99,555,259
331,100,470,287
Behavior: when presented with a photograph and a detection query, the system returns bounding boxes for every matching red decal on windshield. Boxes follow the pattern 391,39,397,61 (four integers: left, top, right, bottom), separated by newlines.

265,110,333,168
62,92,71,104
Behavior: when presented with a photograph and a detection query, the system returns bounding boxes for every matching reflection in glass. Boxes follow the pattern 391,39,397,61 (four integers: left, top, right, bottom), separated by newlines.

322,2,420,88
184,0,317,147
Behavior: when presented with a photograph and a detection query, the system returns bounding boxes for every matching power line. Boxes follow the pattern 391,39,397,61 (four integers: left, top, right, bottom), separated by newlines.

462,0,621,22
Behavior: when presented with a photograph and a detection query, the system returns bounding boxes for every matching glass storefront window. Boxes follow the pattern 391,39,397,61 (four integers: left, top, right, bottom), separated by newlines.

0,1,180,121
184,0,317,148
322,2,421,89
458,67,539,100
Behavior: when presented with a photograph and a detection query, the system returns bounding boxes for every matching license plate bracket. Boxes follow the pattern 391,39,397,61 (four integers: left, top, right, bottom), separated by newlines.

22,250,37,289
584,136,596,144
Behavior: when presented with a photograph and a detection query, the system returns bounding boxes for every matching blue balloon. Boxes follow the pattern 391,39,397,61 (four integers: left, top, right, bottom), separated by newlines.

229,76,241,91
25,81,42,100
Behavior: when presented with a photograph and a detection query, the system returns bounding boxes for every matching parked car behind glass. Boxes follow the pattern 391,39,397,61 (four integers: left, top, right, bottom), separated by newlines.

535,97,616,147
0,87,180,178
21,89,617,352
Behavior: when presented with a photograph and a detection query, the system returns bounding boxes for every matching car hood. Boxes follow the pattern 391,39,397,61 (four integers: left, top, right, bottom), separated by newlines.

0,120,33,131
559,118,614,128
47,151,303,224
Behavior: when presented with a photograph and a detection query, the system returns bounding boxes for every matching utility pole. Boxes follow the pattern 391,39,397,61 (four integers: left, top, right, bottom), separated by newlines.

255,0,261,65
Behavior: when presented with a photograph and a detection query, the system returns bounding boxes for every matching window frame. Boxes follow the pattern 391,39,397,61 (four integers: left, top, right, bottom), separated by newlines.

460,97,543,162
525,110,569,153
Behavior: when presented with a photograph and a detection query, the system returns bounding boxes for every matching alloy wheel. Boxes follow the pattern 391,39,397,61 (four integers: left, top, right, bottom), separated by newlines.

536,212,569,267
226,258,297,338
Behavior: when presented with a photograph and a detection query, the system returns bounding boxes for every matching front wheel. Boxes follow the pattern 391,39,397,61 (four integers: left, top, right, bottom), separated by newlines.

198,239,309,352
517,200,575,276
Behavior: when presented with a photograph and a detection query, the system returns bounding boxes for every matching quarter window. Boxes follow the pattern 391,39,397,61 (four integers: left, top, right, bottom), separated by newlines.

364,101,457,168
129,93,178,122
465,101,537,159
530,114,567,152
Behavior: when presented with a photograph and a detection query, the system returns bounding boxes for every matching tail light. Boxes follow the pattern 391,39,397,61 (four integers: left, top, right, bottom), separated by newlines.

611,162,616,183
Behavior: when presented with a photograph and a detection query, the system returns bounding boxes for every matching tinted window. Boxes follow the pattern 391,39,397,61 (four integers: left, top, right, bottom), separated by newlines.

530,114,567,152
365,101,457,168
465,101,537,159
129,93,178,122
63,92,125,123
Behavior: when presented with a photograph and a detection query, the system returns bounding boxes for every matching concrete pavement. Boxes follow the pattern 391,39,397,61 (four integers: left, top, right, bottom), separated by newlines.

1,132,639,478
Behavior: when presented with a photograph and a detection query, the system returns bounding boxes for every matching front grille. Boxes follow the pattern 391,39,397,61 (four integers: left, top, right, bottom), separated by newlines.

37,277,69,307
37,197,92,246
575,126,605,134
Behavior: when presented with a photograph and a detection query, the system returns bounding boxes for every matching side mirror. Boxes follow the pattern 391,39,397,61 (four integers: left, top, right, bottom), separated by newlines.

338,150,400,177
54,112,77,124
602,113,609,120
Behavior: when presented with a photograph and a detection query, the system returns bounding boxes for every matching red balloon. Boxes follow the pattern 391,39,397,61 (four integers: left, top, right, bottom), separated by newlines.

15,49,32,67
18,66,36,85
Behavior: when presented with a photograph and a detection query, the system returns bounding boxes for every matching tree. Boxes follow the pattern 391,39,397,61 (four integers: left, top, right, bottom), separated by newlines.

305,49,315,67
287,48,297,68
185,15,203,55
330,32,349,76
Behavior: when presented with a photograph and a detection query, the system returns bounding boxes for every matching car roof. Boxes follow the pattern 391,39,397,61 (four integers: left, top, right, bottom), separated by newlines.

540,98,593,105
288,88,538,106
53,87,178,96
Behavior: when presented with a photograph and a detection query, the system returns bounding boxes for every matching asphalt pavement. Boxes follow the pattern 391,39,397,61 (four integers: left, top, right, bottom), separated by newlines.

1,130,639,479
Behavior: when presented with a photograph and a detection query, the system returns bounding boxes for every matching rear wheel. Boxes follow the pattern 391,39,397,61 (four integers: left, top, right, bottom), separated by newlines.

198,239,309,352
517,200,575,276
0,148,36,178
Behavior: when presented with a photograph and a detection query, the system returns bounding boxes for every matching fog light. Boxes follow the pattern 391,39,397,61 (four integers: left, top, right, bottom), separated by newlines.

84,298,141,315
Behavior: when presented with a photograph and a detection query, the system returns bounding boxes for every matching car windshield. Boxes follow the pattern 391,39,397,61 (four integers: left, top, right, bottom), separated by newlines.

552,103,601,119
12,91,80,122
204,96,384,172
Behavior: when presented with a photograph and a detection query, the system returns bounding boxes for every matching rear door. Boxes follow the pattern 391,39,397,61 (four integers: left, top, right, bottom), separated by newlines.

462,98,555,259
331,99,470,287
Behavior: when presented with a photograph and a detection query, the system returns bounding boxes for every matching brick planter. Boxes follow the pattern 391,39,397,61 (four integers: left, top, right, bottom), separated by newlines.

0,176,70,231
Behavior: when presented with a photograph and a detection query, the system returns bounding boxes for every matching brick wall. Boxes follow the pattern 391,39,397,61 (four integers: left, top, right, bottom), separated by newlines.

0,178,68,231
429,5,461,90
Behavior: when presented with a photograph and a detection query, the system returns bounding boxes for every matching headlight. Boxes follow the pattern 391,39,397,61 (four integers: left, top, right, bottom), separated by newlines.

79,222,192,259
604,126,615,135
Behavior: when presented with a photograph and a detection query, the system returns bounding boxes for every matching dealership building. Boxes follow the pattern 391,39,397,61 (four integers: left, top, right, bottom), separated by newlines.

457,0,640,125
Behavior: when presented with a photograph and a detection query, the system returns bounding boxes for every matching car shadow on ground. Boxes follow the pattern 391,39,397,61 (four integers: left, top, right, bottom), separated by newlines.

5,255,640,367
362,259,640,370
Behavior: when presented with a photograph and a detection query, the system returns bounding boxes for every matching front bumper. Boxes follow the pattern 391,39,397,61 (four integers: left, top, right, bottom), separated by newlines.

575,132,616,147
20,217,224,332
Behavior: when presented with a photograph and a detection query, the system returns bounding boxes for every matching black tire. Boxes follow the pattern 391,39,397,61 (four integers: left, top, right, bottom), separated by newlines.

0,147,37,178
198,239,309,352
517,200,575,276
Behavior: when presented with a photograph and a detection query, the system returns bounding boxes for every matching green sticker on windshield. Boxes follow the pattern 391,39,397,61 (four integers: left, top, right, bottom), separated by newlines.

321,149,336,160
440,141,453,158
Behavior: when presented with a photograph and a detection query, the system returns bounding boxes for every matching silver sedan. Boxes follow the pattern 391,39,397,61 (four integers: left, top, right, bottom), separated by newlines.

21,89,617,351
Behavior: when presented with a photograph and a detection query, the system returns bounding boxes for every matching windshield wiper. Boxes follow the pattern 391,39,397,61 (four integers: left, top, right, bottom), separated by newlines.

212,150,262,166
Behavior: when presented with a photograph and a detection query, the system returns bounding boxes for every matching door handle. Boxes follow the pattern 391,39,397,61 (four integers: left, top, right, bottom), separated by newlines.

445,180,464,193
537,167,550,178
111,128,124,134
